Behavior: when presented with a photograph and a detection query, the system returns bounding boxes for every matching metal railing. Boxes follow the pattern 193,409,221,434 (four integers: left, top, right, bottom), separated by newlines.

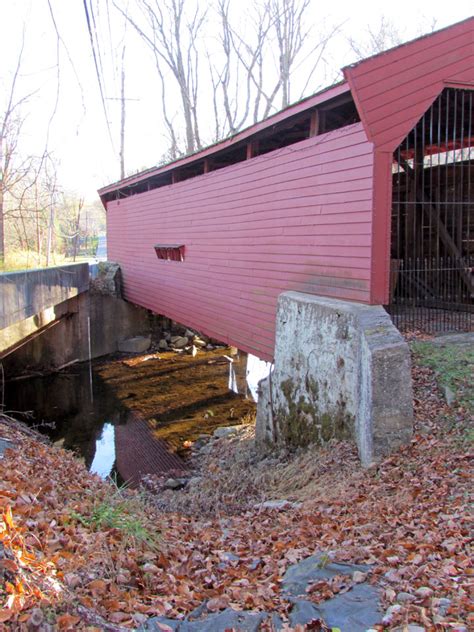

387,256,474,333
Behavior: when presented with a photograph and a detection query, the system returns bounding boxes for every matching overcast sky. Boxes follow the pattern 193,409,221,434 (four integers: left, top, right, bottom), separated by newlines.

1,0,472,201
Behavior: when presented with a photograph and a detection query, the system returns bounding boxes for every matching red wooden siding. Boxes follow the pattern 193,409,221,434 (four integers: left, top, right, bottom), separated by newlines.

344,17,474,304
107,123,374,361
344,17,474,153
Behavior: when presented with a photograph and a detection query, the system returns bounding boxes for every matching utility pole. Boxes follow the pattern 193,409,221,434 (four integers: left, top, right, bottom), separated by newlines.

106,45,139,181
120,45,126,180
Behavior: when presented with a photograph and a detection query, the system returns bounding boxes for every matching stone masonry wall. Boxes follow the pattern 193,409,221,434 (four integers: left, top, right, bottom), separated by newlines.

256,292,413,465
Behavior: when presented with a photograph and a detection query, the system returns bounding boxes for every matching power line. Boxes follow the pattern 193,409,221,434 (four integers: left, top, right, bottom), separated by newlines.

82,0,116,152
89,0,107,94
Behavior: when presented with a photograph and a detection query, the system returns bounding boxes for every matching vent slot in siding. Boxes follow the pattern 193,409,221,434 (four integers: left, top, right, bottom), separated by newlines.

154,244,185,262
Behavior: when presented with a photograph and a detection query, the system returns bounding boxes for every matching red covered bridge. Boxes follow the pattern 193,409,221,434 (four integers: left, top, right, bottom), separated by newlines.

100,18,474,361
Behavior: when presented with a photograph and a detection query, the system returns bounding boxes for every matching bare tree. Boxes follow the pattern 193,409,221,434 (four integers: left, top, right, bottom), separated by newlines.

56,195,85,262
0,34,34,266
266,0,341,111
0,17,103,269
115,0,207,155
213,0,339,132
348,16,438,61
348,16,403,60
220,2,279,124
271,0,311,108
72,197,84,262
157,62,182,161
6,153,59,266
0,27,60,269
110,0,340,157
42,157,59,266
119,44,126,179
211,0,269,136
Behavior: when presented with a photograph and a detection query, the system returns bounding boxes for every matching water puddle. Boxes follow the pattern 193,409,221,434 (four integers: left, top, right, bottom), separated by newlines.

4,348,268,486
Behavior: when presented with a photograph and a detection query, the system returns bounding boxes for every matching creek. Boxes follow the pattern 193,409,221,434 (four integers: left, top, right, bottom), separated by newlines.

4,348,270,486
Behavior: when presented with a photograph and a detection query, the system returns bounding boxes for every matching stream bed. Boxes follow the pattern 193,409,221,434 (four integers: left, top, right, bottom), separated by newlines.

4,348,261,486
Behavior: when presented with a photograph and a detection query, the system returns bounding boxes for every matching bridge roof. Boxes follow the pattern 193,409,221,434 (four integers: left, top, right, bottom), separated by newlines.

99,16,473,202
98,80,350,198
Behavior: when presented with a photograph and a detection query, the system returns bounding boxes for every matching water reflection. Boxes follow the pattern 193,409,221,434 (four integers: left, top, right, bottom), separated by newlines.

90,423,116,478
246,354,272,401
226,356,239,395
226,353,272,402
5,349,269,484
4,365,186,485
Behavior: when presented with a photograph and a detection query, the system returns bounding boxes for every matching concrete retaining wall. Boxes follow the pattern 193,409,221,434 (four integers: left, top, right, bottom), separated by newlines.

1,262,153,376
256,292,413,465
1,292,152,375
90,294,151,358
0,264,89,330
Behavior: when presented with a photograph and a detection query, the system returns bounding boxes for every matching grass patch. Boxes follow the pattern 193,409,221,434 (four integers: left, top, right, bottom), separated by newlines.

411,340,474,414
156,423,359,515
71,480,160,552
0,249,92,272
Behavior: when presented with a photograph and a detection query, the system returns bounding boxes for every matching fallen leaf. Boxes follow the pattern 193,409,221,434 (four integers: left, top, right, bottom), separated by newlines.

57,613,81,629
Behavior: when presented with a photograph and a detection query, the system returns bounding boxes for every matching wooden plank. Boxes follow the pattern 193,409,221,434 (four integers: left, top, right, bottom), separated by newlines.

106,124,371,205
345,18,473,89
363,49,473,122
99,83,351,196
353,34,472,95
309,110,319,136
246,140,259,159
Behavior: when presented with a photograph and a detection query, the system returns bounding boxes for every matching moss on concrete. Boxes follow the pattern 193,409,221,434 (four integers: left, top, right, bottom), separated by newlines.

275,377,353,449
305,375,319,400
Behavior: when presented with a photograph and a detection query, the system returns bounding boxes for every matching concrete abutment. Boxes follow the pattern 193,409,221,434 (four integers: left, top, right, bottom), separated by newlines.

256,292,414,465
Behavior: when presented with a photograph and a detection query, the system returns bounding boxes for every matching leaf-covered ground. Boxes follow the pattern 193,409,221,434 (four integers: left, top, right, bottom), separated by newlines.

411,339,474,416
0,344,472,631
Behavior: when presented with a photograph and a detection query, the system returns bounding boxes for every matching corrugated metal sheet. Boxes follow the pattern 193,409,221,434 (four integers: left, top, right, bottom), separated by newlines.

107,123,374,360
344,17,474,152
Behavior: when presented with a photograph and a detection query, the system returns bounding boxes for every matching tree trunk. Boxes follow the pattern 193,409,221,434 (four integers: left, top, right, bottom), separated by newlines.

46,205,54,267
73,200,83,262
0,187,4,268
